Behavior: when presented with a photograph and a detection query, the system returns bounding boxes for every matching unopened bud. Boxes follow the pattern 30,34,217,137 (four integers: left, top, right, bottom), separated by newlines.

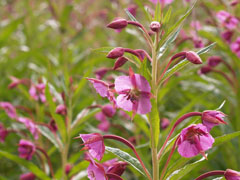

56,104,67,115
102,104,116,118
161,118,170,129
224,169,240,179
186,51,202,64
207,56,222,67
107,18,128,29
198,66,212,75
20,173,36,180
107,47,125,59
113,56,128,70
150,21,161,32
65,163,72,175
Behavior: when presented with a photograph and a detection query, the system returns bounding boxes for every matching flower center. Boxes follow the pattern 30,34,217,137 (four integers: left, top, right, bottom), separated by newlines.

125,88,141,103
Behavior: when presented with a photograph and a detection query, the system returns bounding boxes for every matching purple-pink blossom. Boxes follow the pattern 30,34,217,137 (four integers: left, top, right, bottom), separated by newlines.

20,172,36,180
0,123,8,143
202,110,227,131
18,139,36,160
177,124,215,158
149,0,174,5
79,133,105,161
216,11,239,30
56,104,67,115
224,169,240,180
18,117,39,140
231,37,240,58
95,112,110,132
0,102,17,119
115,68,152,116
29,83,46,103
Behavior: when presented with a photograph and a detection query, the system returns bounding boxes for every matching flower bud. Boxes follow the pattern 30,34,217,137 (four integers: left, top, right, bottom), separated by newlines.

186,51,202,64
202,110,227,131
221,30,233,43
113,56,128,70
102,104,116,118
20,173,36,180
65,163,72,175
150,21,161,32
161,118,170,129
95,68,109,79
18,139,36,160
56,104,67,115
107,161,128,176
207,56,222,67
198,66,212,75
107,18,128,29
224,169,240,180
107,47,125,59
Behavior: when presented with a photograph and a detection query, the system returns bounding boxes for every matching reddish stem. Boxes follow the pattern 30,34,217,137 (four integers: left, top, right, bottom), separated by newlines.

157,112,202,160
103,135,152,180
195,170,225,180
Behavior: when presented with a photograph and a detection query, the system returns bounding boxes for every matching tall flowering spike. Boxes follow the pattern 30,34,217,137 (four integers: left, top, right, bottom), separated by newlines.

107,47,125,59
18,139,36,160
224,169,240,180
207,56,222,67
186,51,202,64
107,19,128,30
0,123,9,143
20,173,36,180
216,11,239,30
29,83,46,103
0,102,17,119
231,37,240,58
17,117,39,140
79,133,105,161
202,110,227,131
115,68,152,117
177,124,215,158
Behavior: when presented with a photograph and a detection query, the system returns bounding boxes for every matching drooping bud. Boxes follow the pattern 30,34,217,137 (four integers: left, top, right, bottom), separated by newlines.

198,66,212,75
202,110,227,131
18,139,36,160
107,47,125,59
20,172,36,180
95,68,109,79
150,21,161,32
207,56,222,67
224,169,240,180
107,18,128,29
56,104,67,115
113,56,128,70
102,104,116,118
186,51,202,64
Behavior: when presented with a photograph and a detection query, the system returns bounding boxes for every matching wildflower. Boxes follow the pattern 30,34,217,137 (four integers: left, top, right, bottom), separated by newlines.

102,104,116,118
150,21,161,32
107,19,128,30
231,37,240,58
20,173,36,180
185,51,203,64
224,169,240,180
0,123,8,143
107,47,125,59
0,102,17,119
149,0,174,5
221,30,234,43
79,133,105,161
56,104,67,115
115,68,152,117
216,11,239,30
95,112,110,132
198,66,212,75
202,110,227,131
177,124,214,158
8,76,29,89
49,119,58,133
94,68,109,79
29,83,46,103
18,139,36,160
207,56,222,67
18,117,39,140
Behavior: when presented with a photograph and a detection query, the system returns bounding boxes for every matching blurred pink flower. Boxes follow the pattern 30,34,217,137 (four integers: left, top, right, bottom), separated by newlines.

18,117,39,140
115,68,152,116
0,123,8,143
161,118,170,129
231,37,240,58
177,124,214,158
102,104,116,118
207,56,222,67
18,139,36,160
95,112,110,132
149,0,174,5
221,30,234,43
202,110,227,131
29,83,46,103
191,21,202,31
0,102,17,119
20,172,36,180
80,133,105,161
224,169,240,180
56,104,67,115
127,4,138,17
216,11,239,30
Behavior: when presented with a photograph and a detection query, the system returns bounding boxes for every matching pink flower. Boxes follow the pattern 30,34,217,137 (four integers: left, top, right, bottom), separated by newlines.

149,0,174,5
29,83,46,103
115,68,152,116
49,119,58,133
0,123,8,143
20,172,36,180
0,102,17,119
18,117,39,140
177,124,215,158
224,169,240,180
79,133,105,161
191,21,202,31
231,37,240,58
216,11,239,30
56,104,67,115
18,139,36,160
207,56,222,67
202,110,227,131
95,112,110,132
221,30,234,43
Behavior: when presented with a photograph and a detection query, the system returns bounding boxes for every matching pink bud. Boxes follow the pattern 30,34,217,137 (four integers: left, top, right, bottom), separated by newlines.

186,51,202,64
65,163,72,175
107,18,128,29
102,104,116,118
161,118,170,129
207,56,222,67
107,47,125,59
150,21,161,32
56,104,67,115
198,66,212,75
20,172,36,180
113,56,128,70
224,169,240,180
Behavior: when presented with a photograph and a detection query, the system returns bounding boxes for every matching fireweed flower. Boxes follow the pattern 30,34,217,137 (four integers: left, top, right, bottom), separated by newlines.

216,11,239,30
20,173,36,180
202,110,227,131
0,102,17,119
29,83,46,103
79,133,105,161
231,37,240,58
0,123,8,143
224,169,240,180
177,124,215,158
18,117,39,140
18,139,36,160
115,68,152,116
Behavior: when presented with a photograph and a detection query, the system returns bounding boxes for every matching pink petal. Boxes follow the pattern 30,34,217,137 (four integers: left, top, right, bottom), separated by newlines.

116,94,133,112
137,96,152,114
115,76,132,93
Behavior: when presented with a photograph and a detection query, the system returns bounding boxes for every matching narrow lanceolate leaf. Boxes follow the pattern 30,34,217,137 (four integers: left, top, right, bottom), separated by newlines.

92,47,114,54
163,7,172,24
165,157,206,180
125,9,138,22
154,2,161,22
105,146,148,177
214,131,240,146
0,150,51,180
37,125,62,150
45,84,66,141
159,43,216,85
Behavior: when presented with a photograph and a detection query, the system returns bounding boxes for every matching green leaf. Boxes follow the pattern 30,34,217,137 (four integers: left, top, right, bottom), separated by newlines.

69,161,88,176
139,59,151,82
214,131,240,147
0,150,51,180
154,2,161,22
163,7,172,24
159,43,216,85
92,47,114,54
45,84,66,141
105,146,149,177
125,9,138,22
37,125,62,150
